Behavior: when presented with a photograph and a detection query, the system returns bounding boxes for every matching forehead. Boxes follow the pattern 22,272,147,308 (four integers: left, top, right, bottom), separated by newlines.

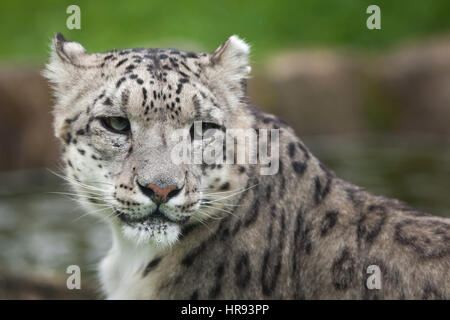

93,48,220,122
103,47,207,83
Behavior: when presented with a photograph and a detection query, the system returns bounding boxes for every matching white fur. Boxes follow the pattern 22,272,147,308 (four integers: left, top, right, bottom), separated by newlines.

99,224,165,299
212,35,252,82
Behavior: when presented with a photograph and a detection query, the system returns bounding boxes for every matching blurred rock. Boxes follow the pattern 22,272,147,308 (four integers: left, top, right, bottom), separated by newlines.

250,50,368,135
0,69,58,171
373,37,450,135
0,272,97,300
248,36,450,136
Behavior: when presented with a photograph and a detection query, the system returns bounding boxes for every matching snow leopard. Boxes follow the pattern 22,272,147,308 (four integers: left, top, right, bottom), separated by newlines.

44,33,450,299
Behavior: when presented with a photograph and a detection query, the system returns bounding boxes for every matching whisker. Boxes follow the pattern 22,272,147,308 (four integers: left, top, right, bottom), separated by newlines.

200,185,250,195
49,192,114,202
200,204,240,219
201,183,258,204
48,169,112,192
200,199,243,207
191,215,216,232
200,204,234,215
71,207,112,222
196,209,225,220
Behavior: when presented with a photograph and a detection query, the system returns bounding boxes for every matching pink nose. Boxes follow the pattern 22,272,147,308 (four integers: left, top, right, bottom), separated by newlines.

147,184,176,202
138,183,181,204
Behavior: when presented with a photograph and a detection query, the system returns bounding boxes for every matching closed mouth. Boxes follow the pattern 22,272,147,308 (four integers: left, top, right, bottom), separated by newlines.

117,209,175,225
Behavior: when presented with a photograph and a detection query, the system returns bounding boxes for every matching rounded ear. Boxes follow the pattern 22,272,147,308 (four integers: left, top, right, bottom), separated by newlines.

42,33,101,89
52,32,88,65
210,35,251,81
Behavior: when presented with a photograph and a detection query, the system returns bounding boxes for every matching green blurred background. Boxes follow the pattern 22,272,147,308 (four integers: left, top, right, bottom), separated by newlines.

0,0,449,299
1,0,450,64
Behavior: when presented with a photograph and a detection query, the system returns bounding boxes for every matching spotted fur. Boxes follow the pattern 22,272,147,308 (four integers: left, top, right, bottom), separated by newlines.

44,33,450,299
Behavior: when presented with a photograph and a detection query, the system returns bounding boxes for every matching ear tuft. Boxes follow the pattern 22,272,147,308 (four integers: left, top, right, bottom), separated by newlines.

223,35,250,56
55,32,67,43
52,32,87,64
43,33,94,90
211,35,251,80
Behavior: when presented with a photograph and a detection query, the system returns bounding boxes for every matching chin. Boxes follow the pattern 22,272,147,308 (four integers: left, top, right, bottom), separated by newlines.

120,215,181,246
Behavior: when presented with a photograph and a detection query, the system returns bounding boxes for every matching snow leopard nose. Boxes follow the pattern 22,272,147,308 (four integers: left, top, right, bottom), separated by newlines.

137,182,181,204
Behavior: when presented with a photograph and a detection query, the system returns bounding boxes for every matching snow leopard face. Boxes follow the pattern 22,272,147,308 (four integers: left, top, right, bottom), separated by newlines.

44,33,252,246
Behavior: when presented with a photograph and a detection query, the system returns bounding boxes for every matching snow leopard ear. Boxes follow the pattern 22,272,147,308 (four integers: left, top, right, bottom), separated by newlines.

210,35,251,83
52,33,88,65
43,33,100,88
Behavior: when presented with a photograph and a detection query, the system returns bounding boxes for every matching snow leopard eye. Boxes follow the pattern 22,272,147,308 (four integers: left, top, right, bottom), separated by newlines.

189,122,221,140
100,117,131,134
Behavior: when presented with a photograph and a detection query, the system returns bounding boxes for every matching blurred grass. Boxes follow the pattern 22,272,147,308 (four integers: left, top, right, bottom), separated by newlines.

1,0,450,65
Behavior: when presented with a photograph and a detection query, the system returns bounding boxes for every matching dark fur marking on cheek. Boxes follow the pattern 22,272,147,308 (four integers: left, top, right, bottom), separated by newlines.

219,182,230,191
85,117,94,134
63,132,72,144
320,210,339,237
65,113,81,125
142,257,162,277
331,247,357,291
234,252,251,289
